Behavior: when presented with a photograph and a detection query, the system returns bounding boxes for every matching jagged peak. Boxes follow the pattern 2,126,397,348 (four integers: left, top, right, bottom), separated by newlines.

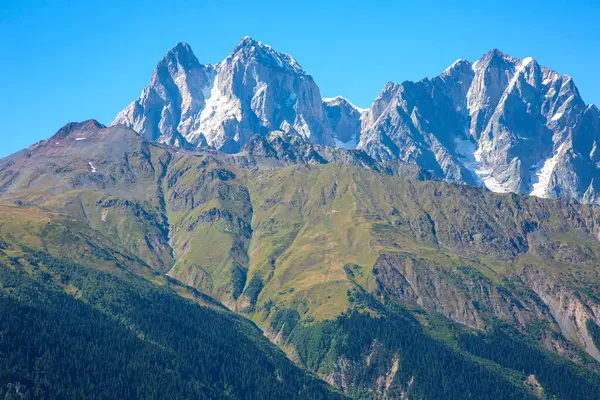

156,41,201,73
382,81,401,92
439,59,474,81
324,95,352,106
586,103,599,115
487,48,506,57
323,95,345,102
323,96,369,113
233,36,260,51
171,41,193,54
483,48,515,61
443,58,471,73
229,36,307,75
371,81,402,105
560,74,580,89
513,57,540,77
473,48,520,71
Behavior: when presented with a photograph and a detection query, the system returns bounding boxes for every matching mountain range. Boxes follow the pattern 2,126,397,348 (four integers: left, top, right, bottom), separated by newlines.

2,37,600,399
115,37,600,206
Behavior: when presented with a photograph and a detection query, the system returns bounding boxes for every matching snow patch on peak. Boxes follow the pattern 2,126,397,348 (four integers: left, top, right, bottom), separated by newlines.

232,36,306,75
530,142,566,198
480,173,511,193
193,74,242,145
443,59,469,73
499,56,536,97
513,57,534,79
473,157,511,194
521,57,534,67
454,137,512,194
234,36,258,49
324,96,369,113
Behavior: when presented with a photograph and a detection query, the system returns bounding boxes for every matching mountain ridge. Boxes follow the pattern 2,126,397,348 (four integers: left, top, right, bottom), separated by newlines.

112,38,600,206
3,120,600,397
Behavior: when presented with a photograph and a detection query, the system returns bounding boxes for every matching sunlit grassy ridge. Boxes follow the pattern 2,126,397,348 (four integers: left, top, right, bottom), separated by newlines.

235,163,600,323
5,140,600,322
0,202,221,309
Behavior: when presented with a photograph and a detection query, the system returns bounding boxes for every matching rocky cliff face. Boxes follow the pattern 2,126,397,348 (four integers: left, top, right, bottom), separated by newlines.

114,37,336,152
113,42,215,148
114,40,600,205
242,130,383,172
323,96,365,149
374,253,552,331
358,62,477,185
359,50,600,205
523,266,600,361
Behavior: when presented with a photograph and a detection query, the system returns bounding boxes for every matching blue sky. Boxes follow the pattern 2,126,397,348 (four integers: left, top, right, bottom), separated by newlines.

1,0,599,157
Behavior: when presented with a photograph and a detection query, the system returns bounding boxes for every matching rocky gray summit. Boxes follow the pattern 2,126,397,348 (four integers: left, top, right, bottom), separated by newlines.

114,37,340,152
359,49,600,204
114,40,600,205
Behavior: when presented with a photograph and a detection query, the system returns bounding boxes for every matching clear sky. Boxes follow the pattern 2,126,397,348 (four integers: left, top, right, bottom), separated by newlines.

1,0,599,157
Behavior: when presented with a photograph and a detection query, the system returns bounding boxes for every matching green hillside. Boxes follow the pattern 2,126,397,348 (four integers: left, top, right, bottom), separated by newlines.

2,123,600,398
0,205,345,399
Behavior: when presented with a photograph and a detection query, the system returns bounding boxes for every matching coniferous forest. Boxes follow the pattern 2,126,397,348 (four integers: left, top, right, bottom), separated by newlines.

0,251,345,399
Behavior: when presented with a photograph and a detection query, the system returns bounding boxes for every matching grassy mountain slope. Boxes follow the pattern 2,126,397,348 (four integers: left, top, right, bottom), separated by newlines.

0,203,345,399
2,121,600,398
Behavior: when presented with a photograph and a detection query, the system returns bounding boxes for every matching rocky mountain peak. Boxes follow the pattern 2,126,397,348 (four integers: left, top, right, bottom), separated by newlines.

113,37,337,152
358,48,600,203
232,35,258,51
52,119,106,140
478,48,519,68
153,41,203,79
323,96,365,148
323,96,367,114
441,59,472,78
112,42,600,205
167,41,196,61
229,36,307,76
